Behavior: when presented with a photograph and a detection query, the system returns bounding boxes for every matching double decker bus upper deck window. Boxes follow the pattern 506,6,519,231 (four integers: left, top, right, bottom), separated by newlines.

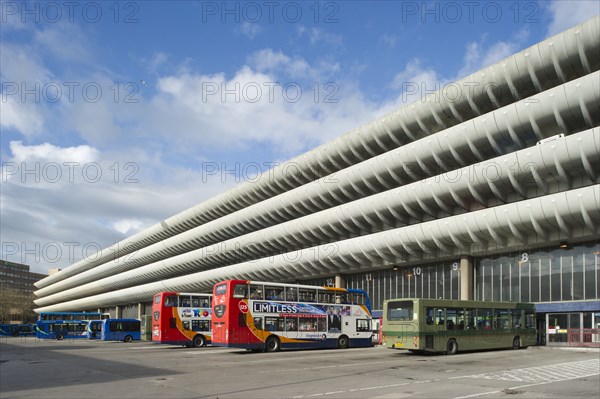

179,296,191,307
318,291,335,304
250,285,263,300
164,295,177,307
349,293,366,306
215,284,227,296
233,284,248,299
265,286,284,300
285,287,297,302
387,301,414,321
298,288,316,302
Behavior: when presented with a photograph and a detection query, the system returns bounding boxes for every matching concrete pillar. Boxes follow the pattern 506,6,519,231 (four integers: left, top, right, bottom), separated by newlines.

115,305,122,318
335,274,345,289
460,256,473,300
137,303,143,319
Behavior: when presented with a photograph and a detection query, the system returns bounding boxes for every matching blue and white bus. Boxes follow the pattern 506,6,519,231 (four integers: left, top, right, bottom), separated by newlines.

0,324,35,337
36,312,108,340
100,319,141,342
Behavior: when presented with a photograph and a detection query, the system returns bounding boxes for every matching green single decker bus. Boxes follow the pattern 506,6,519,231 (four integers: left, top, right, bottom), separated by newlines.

382,298,536,355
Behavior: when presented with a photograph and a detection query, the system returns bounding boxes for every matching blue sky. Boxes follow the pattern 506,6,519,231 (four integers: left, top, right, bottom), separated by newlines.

1,0,599,274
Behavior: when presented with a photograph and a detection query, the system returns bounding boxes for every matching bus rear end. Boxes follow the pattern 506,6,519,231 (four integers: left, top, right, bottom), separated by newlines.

152,292,212,347
152,292,170,344
212,280,261,349
382,299,421,351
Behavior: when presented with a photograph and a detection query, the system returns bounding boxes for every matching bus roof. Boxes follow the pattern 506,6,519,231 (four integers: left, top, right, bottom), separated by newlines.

220,279,358,292
384,298,535,309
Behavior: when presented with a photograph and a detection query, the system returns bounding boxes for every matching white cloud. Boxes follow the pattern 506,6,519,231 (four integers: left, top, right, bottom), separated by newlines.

135,50,378,155
380,34,398,47
248,49,300,73
296,25,343,46
32,24,91,63
240,22,262,39
455,30,529,79
546,1,599,37
0,141,239,273
8,141,99,163
247,49,339,81
141,52,169,75
112,219,145,234
1,141,100,187
0,98,45,137
390,59,442,106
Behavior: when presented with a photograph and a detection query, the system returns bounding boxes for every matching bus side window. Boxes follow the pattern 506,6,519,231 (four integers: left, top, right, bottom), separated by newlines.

425,307,435,325
464,309,475,329
494,309,510,329
250,285,264,300
191,297,200,307
265,286,284,300
318,291,334,304
513,310,523,328
354,293,366,306
456,308,466,330
285,317,298,332
525,311,535,328
356,319,370,332
446,308,457,330
476,309,493,330
299,288,316,303
436,308,445,326
285,287,297,302
179,296,191,307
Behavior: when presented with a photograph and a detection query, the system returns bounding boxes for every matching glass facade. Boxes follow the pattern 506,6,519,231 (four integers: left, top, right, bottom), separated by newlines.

345,262,461,311
306,241,599,312
475,242,600,303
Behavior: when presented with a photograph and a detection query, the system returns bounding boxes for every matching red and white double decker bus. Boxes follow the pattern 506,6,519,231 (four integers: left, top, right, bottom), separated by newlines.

212,280,373,352
152,292,212,347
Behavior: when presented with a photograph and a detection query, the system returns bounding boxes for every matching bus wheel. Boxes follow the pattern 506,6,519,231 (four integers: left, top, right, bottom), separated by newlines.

512,336,521,350
446,339,458,355
265,336,280,352
124,335,133,343
193,335,205,347
337,335,349,349
56,333,64,341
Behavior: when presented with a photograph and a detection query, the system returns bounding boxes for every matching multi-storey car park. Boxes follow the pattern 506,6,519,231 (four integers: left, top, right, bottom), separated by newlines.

34,17,600,347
